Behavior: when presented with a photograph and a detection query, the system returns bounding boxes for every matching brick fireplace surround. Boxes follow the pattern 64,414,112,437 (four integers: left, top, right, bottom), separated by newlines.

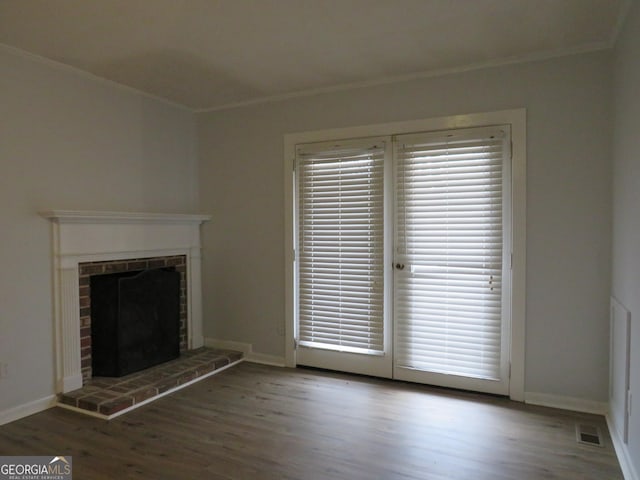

78,254,188,382
41,211,212,394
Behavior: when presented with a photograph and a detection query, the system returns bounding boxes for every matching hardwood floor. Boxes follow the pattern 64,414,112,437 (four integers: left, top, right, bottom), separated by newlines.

0,362,623,479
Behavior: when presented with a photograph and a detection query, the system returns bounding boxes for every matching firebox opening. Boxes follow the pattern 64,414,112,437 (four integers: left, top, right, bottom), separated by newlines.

90,267,181,377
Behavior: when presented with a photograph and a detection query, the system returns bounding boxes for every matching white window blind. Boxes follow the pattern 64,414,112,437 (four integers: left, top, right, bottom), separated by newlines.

296,139,386,355
394,127,508,380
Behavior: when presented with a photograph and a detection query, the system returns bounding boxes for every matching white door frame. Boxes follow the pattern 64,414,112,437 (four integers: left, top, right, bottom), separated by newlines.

283,109,526,401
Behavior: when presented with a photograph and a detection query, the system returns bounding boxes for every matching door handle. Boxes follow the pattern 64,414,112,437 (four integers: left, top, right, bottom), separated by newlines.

395,263,405,270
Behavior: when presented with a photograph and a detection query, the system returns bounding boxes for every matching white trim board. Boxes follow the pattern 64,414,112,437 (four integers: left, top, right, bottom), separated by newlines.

610,296,632,444
196,44,610,113
0,395,57,426
524,392,608,415
204,338,286,367
0,39,615,114
40,210,211,225
607,414,640,480
204,338,251,356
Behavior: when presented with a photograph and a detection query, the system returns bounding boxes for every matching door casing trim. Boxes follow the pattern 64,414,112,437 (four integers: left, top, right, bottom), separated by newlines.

284,108,526,401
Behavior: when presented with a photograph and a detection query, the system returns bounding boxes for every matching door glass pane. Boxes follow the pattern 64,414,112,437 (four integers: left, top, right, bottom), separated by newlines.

297,139,386,355
394,127,507,380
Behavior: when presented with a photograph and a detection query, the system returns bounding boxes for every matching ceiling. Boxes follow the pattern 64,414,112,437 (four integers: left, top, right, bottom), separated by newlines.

0,0,629,111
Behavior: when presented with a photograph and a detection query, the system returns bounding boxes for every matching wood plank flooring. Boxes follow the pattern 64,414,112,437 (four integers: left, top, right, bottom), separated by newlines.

0,362,623,479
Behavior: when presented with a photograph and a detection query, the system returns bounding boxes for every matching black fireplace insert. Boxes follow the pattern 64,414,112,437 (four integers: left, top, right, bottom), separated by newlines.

90,267,181,377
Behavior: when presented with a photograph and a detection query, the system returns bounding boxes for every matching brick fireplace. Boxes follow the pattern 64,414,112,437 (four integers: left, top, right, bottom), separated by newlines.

41,210,211,394
78,254,188,382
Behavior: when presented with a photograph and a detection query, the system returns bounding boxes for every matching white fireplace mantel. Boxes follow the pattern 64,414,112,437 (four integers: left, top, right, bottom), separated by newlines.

41,210,211,393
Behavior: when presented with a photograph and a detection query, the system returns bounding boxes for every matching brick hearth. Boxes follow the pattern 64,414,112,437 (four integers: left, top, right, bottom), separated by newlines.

58,347,243,418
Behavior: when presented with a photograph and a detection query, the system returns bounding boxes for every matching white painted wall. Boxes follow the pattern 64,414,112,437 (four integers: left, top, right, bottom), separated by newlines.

0,47,198,417
611,0,640,476
197,51,612,402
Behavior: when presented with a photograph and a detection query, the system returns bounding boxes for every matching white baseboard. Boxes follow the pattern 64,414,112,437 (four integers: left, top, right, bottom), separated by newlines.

204,338,285,367
607,414,639,480
246,352,286,367
204,338,252,356
524,392,608,415
0,394,57,426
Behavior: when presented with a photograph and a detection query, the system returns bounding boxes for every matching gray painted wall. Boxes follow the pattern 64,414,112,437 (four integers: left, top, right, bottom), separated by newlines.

197,50,612,402
0,36,617,420
0,47,198,415
611,0,640,474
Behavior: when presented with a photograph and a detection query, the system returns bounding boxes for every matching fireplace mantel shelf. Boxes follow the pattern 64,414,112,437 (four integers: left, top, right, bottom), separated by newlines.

42,209,210,394
40,210,211,225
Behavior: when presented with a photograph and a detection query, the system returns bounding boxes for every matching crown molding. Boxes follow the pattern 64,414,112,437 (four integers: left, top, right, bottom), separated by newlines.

195,41,611,113
1,34,615,115
0,43,192,112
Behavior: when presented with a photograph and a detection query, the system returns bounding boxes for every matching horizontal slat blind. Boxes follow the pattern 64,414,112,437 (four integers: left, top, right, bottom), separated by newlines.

395,127,507,380
296,139,385,355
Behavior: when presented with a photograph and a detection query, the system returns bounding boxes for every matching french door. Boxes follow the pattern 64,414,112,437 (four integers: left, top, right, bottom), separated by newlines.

294,138,393,377
392,127,511,395
294,126,511,395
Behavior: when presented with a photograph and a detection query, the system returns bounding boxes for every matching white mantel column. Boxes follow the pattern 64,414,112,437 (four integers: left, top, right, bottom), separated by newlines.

57,262,83,392
189,246,205,349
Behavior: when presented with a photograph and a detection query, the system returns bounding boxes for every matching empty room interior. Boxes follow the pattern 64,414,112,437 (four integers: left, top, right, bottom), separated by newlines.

0,1,639,478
